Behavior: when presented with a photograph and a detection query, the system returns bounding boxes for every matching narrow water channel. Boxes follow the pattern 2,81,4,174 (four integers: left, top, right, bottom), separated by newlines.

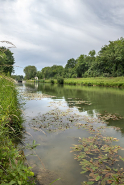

17,83,124,185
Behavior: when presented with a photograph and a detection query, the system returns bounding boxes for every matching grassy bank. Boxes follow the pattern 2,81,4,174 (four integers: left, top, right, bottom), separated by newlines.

0,75,35,185
64,77,124,87
0,75,23,132
36,77,124,88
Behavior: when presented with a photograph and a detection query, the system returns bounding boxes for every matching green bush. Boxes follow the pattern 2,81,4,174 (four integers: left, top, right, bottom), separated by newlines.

103,73,111,77
39,79,45,83
0,133,35,185
71,74,77,78
50,79,54,84
57,77,64,84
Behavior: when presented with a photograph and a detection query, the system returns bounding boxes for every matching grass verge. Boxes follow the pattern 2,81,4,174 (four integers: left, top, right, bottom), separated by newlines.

27,77,124,88
64,77,124,87
0,74,35,185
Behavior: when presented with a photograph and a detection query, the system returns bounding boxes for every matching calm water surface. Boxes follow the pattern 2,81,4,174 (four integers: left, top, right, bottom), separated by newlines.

17,83,124,185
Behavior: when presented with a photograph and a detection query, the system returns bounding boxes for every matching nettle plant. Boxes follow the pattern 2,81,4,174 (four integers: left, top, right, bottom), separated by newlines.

71,124,124,185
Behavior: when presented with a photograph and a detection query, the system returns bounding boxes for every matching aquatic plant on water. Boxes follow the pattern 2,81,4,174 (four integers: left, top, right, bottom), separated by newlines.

71,124,124,185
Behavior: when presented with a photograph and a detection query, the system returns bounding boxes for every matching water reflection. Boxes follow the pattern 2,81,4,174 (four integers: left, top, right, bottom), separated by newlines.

18,82,124,184
25,83,124,133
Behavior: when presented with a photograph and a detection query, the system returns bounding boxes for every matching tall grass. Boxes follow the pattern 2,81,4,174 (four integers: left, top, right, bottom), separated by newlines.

30,77,124,88
64,77,124,87
0,75,23,132
0,74,35,184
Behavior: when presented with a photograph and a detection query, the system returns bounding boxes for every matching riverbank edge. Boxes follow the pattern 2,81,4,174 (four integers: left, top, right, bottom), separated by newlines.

26,77,124,88
0,75,35,184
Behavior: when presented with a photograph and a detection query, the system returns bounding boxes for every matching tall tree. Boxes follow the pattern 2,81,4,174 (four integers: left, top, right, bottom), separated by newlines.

64,58,77,78
0,47,15,75
76,55,88,77
96,37,124,76
51,65,63,78
41,65,64,79
41,67,51,79
23,65,37,79
37,71,42,79
65,58,77,69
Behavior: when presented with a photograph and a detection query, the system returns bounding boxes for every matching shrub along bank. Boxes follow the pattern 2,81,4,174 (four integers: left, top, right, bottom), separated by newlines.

0,75,35,185
30,77,124,88
64,77,124,87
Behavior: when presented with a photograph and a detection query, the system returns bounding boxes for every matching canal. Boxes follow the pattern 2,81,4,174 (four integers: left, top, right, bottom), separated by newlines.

17,83,124,185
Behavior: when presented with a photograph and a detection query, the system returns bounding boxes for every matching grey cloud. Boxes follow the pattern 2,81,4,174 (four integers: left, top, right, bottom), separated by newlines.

0,0,124,75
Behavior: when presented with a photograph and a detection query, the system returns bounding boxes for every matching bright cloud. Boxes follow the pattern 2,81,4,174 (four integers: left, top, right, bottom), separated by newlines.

0,0,124,75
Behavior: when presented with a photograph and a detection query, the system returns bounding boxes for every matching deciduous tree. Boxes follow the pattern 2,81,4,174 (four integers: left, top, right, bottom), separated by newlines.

23,65,37,79
0,47,15,75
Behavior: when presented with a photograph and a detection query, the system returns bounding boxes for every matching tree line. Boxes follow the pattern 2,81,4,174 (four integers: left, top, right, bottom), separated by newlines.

1,37,124,79
24,37,124,80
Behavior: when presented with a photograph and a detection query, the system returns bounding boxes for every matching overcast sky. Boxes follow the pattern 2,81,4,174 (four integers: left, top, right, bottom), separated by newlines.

0,0,124,75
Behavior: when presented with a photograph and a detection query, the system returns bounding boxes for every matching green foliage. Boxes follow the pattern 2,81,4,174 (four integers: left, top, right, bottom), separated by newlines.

102,73,111,77
64,77,124,87
24,66,37,80
51,65,63,78
71,73,77,78
65,58,77,69
23,37,124,80
57,77,64,84
0,75,23,132
64,68,77,78
41,66,51,79
38,79,45,83
43,76,124,87
50,79,54,84
37,70,42,79
76,54,94,77
11,75,23,81
88,50,96,57
41,65,64,79
22,37,124,84
76,55,86,77
0,75,35,184
0,135,35,185
0,47,15,75
93,37,124,77
71,124,124,184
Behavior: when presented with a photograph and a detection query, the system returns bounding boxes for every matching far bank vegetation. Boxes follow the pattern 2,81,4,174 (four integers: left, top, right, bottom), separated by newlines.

22,37,124,80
